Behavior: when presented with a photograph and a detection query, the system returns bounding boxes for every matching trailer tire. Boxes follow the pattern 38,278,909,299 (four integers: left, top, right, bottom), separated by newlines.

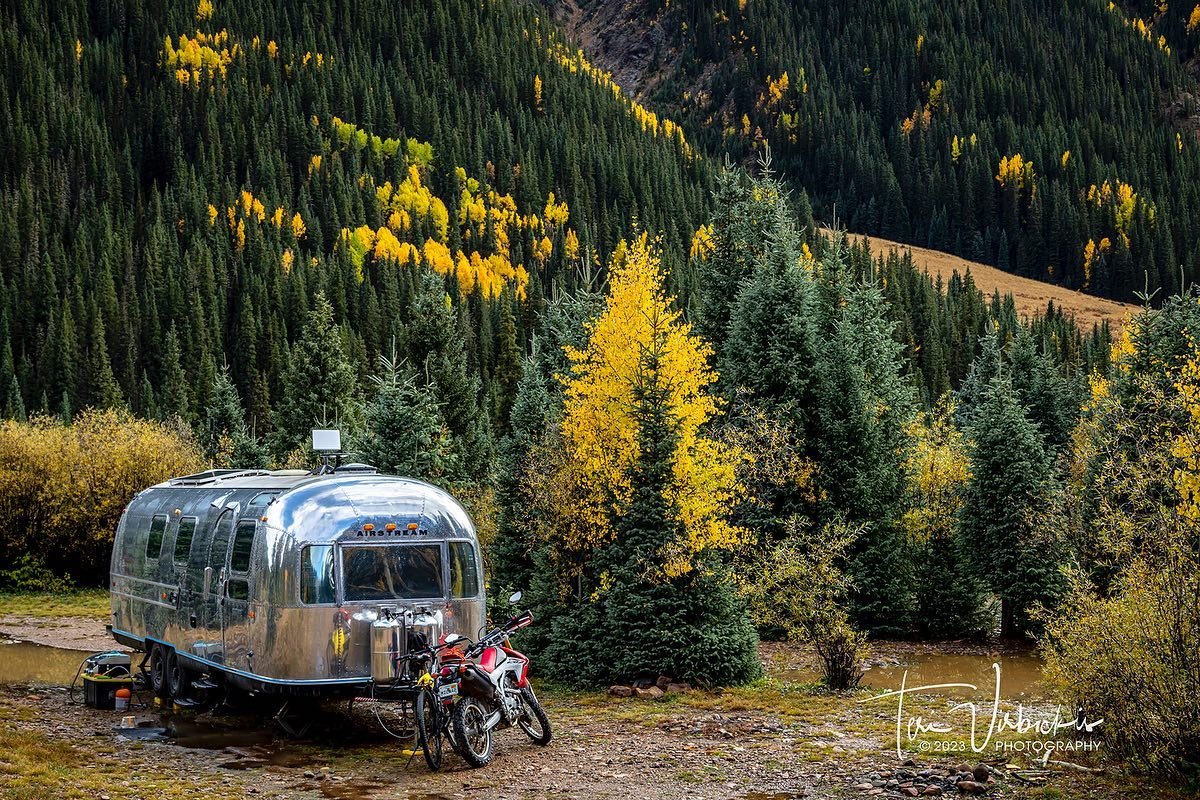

149,644,169,697
165,649,192,700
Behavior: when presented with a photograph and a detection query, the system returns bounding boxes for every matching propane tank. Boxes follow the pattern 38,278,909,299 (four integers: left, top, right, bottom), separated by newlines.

114,687,131,712
370,608,403,682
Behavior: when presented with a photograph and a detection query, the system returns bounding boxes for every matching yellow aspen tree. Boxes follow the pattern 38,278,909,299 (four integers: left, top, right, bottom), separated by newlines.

291,211,306,239
557,234,746,577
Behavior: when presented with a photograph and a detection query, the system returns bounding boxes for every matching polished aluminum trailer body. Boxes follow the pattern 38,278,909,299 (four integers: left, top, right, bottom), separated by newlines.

109,469,486,694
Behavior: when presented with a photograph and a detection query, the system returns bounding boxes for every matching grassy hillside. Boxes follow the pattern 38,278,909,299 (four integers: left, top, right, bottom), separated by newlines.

829,230,1137,331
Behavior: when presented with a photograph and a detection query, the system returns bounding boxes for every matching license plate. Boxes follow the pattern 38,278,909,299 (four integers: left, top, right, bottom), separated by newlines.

437,682,459,700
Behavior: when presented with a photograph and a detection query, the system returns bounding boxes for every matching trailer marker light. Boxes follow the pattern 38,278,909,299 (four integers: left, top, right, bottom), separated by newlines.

407,522,419,530
363,523,375,532
385,523,396,532
260,515,268,522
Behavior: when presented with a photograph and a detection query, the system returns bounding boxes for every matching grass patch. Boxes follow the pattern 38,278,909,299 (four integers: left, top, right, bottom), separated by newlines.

0,589,109,620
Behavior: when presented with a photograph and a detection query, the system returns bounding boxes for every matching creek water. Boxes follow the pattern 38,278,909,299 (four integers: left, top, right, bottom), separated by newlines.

0,638,93,684
771,647,1047,702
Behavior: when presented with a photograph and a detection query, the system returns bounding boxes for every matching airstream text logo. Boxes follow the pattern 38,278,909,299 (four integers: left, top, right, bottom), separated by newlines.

356,527,427,538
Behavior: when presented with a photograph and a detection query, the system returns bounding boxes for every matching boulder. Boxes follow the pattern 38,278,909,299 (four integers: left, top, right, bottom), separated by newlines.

634,686,664,700
655,675,672,690
607,685,633,698
666,682,692,693
922,787,943,796
955,780,984,793
972,764,990,783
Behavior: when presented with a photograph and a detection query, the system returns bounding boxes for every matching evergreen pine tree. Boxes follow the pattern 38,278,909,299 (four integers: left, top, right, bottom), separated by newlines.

406,271,489,482
271,293,363,456
202,365,266,468
4,375,25,421
492,291,523,433
816,276,918,634
160,327,191,422
960,372,1064,637
359,348,455,479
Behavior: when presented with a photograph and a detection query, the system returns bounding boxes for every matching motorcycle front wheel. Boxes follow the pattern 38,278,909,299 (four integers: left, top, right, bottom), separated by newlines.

451,697,494,767
518,685,552,745
414,688,443,771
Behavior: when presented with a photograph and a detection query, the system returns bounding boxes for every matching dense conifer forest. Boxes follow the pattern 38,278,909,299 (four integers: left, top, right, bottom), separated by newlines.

0,0,711,427
556,0,1200,302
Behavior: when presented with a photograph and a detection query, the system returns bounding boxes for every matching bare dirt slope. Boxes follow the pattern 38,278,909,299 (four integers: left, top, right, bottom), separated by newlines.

833,230,1137,332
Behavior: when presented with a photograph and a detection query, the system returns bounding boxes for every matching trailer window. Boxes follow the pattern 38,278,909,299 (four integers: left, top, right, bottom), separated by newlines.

343,545,443,601
301,546,336,605
146,515,168,561
229,520,256,573
173,517,197,564
226,578,250,601
449,542,480,598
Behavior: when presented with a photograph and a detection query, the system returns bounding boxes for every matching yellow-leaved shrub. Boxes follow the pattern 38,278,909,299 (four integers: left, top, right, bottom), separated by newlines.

0,410,204,584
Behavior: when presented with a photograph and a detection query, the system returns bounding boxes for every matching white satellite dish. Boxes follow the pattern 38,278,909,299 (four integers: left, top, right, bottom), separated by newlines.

311,429,342,452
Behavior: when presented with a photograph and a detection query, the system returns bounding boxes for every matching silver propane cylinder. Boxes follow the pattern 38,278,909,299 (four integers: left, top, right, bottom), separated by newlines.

370,609,403,682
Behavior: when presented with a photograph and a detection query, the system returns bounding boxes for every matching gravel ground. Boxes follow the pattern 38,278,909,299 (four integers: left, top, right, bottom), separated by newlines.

0,616,1173,800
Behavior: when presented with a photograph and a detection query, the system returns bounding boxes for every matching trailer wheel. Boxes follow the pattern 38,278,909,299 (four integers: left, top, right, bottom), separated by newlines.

149,644,169,697
165,649,192,699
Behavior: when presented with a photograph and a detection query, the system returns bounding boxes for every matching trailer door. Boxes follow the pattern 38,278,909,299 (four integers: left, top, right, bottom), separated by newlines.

200,509,235,661
221,519,257,670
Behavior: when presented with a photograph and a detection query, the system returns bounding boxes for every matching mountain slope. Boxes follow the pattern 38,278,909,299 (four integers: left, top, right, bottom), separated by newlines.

831,231,1136,331
0,0,709,420
549,0,1200,303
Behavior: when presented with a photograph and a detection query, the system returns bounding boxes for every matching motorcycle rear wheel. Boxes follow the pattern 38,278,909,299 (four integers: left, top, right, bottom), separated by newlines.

451,698,494,767
518,685,552,745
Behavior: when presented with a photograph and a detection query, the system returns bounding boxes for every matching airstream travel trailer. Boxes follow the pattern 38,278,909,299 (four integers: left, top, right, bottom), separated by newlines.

108,464,486,700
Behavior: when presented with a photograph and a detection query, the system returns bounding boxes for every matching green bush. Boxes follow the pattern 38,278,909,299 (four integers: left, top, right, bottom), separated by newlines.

0,554,72,593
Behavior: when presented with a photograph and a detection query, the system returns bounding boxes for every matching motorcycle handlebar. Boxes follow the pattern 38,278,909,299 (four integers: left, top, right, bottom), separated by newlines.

464,609,534,657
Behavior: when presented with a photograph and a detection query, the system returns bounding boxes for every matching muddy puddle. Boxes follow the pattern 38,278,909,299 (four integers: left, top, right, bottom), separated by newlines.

774,648,1046,701
0,638,93,684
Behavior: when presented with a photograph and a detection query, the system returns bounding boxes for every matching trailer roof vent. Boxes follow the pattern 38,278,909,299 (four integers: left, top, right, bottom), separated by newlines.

333,462,378,475
170,469,242,486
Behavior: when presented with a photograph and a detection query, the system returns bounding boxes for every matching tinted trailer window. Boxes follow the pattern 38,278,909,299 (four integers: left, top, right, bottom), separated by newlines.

342,545,443,601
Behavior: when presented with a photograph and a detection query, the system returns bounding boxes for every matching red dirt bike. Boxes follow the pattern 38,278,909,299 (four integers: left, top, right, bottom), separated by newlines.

425,591,552,767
